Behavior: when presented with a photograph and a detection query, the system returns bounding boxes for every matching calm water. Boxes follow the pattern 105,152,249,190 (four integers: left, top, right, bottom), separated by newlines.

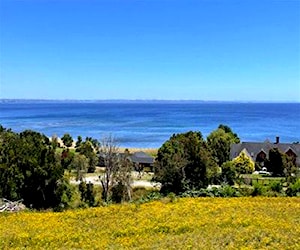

0,101,299,148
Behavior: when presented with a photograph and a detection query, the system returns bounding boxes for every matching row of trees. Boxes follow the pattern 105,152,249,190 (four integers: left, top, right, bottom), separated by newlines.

1,123,298,209
0,126,133,209
153,125,298,195
0,126,72,209
153,125,240,194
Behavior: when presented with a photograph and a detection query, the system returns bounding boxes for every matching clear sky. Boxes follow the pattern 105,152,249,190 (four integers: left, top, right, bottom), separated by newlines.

0,0,299,101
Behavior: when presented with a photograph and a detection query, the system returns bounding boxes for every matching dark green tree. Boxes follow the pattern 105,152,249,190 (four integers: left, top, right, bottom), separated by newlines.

61,133,73,147
79,181,95,207
75,135,82,149
0,127,70,209
154,131,217,195
267,148,286,177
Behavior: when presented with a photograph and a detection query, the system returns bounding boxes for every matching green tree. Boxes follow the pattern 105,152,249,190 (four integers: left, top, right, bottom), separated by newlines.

76,140,98,173
267,148,285,177
79,181,96,207
232,150,255,175
0,127,70,209
70,154,89,181
207,124,240,166
61,149,74,172
75,135,82,149
221,161,236,185
154,131,217,195
61,133,73,147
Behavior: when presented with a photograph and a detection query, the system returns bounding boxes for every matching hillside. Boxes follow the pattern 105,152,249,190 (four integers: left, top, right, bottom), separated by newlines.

1,197,299,249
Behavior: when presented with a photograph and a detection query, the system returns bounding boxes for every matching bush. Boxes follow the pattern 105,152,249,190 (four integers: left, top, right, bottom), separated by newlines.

219,185,239,197
286,179,300,197
135,191,162,204
111,183,127,203
252,183,267,196
269,181,283,193
180,185,239,198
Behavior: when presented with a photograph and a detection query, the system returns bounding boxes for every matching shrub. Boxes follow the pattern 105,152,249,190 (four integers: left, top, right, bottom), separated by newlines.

252,182,267,196
286,179,300,197
219,185,239,197
135,191,162,204
269,181,283,193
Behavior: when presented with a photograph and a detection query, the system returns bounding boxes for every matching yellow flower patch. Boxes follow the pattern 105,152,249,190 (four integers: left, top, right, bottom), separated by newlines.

1,197,299,249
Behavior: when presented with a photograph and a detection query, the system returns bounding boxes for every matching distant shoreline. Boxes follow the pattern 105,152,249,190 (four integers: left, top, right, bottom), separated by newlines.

1,99,299,104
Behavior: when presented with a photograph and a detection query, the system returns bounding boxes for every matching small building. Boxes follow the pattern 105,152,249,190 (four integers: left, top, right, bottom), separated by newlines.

230,137,300,168
129,151,154,172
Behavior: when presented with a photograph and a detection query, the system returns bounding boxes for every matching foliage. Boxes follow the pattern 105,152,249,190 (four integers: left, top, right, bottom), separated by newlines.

61,133,73,147
283,156,298,183
75,135,82,149
70,154,89,181
1,197,299,249
267,148,285,177
232,150,255,175
269,181,283,193
78,181,96,207
252,182,267,196
286,178,300,197
0,127,71,209
61,148,74,171
134,191,162,204
76,140,98,173
154,131,218,194
180,185,240,198
207,124,240,166
220,161,236,185
54,177,77,211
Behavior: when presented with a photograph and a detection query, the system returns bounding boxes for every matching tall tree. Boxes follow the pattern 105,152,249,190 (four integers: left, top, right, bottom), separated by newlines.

267,148,285,177
99,136,132,203
207,124,240,166
154,131,217,194
99,135,120,202
0,127,70,209
111,149,133,202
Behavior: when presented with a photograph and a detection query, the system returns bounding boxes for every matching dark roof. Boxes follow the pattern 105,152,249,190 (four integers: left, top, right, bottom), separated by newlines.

230,141,300,165
130,151,154,164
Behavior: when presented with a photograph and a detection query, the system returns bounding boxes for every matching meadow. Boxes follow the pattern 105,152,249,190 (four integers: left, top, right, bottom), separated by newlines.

1,197,299,249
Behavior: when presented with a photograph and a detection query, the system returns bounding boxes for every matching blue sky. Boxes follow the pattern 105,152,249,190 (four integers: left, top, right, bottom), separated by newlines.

0,0,299,101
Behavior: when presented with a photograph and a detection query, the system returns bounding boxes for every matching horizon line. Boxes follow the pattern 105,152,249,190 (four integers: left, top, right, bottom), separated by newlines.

0,98,299,104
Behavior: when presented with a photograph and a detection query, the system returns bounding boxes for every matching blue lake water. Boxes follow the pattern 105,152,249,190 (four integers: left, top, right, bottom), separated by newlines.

0,101,299,148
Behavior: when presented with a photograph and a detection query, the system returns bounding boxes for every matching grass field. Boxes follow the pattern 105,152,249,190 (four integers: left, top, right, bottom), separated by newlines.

1,197,299,249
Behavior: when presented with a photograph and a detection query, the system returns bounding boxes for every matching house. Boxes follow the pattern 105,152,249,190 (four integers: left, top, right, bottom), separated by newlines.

129,151,154,172
97,151,155,172
230,137,300,168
